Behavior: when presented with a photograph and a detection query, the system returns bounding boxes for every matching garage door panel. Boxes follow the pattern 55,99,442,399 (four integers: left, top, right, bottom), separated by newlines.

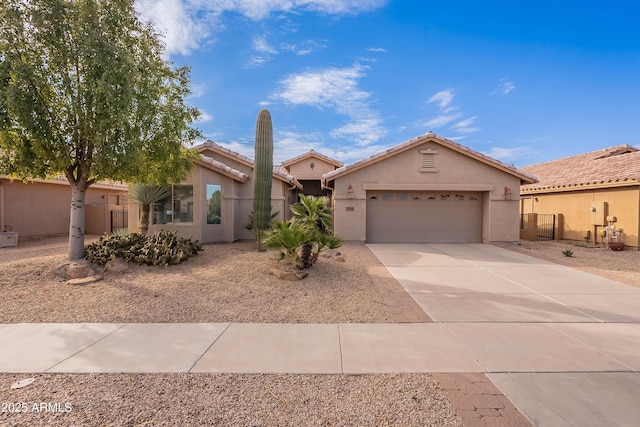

366,191,482,243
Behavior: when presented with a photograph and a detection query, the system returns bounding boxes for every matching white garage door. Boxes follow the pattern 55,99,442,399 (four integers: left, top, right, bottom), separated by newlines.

366,191,483,243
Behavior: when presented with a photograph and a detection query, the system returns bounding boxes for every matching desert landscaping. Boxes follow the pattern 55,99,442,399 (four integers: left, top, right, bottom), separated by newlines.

1,237,638,426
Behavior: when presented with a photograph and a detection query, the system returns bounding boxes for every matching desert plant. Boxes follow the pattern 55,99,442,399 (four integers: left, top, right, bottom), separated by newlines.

128,184,171,235
290,194,342,268
85,230,202,266
252,109,274,251
562,249,574,257
262,221,312,268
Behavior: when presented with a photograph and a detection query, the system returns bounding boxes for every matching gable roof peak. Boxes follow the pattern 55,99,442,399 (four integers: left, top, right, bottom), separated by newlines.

281,150,344,168
322,132,536,184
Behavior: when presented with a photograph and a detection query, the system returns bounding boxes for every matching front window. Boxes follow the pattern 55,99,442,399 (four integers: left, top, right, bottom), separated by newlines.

153,185,193,224
206,184,222,224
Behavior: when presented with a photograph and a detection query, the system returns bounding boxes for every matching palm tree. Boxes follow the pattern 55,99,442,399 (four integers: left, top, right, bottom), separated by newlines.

128,184,170,235
290,195,341,268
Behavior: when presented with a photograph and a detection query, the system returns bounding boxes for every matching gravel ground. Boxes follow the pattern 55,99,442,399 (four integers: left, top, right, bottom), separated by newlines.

0,241,394,323
2,237,638,426
496,240,640,287
0,373,462,427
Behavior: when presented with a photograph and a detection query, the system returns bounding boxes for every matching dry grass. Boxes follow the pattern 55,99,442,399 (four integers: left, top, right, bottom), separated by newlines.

0,241,394,324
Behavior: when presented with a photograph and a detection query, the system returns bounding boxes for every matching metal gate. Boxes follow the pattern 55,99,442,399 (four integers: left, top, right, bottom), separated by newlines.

110,210,128,233
537,214,555,241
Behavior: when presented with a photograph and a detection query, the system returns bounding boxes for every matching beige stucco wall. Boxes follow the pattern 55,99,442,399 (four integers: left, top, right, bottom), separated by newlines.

520,186,640,248
0,179,125,238
287,157,337,180
330,141,523,242
129,161,297,243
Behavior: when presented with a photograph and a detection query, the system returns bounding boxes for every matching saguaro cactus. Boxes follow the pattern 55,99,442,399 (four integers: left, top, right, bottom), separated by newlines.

252,109,274,250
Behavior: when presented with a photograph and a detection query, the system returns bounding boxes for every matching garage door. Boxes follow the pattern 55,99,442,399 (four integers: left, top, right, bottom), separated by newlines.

366,191,482,243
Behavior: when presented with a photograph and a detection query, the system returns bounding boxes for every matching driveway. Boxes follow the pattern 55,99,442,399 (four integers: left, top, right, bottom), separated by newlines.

367,243,640,427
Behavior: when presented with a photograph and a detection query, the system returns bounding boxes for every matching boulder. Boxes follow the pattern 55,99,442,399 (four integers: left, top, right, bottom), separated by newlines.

55,261,97,280
104,258,129,274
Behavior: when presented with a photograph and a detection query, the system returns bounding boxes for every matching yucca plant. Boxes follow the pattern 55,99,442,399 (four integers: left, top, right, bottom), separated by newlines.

128,184,170,236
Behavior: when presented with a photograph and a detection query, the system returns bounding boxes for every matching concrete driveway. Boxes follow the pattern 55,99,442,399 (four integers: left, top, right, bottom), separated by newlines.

367,243,640,427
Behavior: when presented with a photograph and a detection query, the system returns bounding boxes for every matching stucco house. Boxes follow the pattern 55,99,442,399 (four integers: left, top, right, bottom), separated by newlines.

128,141,302,243
322,132,537,243
520,145,640,249
0,176,128,241
281,150,343,199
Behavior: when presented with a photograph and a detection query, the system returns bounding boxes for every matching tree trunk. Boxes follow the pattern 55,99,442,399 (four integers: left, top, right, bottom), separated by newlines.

68,183,87,260
300,243,313,268
139,203,150,236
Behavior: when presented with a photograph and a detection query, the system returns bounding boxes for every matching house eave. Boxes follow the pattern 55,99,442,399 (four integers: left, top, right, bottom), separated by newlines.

521,179,640,195
323,133,537,184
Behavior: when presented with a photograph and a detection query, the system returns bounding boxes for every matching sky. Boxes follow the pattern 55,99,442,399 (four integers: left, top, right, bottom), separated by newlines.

135,0,640,167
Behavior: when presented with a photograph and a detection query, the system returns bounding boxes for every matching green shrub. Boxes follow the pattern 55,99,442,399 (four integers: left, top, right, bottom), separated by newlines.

562,249,574,257
85,230,203,266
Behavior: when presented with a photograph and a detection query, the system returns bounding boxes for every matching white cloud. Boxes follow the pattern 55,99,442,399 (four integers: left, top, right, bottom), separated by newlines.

424,113,462,128
253,36,278,54
367,47,387,52
195,110,213,122
135,0,386,57
135,0,208,57
484,146,533,163
421,89,480,136
247,55,270,68
189,83,206,98
451,116,480,133
273,130,386,164
271,64,387,146
498,78,516,94
427,89,454,109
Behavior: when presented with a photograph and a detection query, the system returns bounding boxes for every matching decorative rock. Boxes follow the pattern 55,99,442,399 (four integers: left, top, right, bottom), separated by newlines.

332,255,346,263
269,268,309,281
67,275,103,286
104,258,129,274
55,261,97,280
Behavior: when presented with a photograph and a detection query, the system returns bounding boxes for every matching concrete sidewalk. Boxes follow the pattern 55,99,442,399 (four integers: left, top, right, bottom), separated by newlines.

1,321,638,375
2,243,640,426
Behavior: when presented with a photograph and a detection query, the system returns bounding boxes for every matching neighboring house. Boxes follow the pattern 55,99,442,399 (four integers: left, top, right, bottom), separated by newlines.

0,176,128,239
281,150,343,200
322,132,536,243
520,145,640,249
129,141,302,243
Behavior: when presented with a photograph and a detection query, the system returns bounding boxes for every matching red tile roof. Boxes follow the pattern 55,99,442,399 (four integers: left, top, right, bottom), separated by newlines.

521,145,640,193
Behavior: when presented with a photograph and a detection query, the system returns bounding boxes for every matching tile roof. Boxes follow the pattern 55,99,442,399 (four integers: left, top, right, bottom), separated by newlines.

197,156,249,182
193,140,254,166
273,165,303,190
521,145,640,193
322,132,537,183
281,150,344,168
193,142,303,189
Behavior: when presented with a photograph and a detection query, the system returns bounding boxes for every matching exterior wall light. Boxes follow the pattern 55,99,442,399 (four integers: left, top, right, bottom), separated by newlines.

347,184,354,199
